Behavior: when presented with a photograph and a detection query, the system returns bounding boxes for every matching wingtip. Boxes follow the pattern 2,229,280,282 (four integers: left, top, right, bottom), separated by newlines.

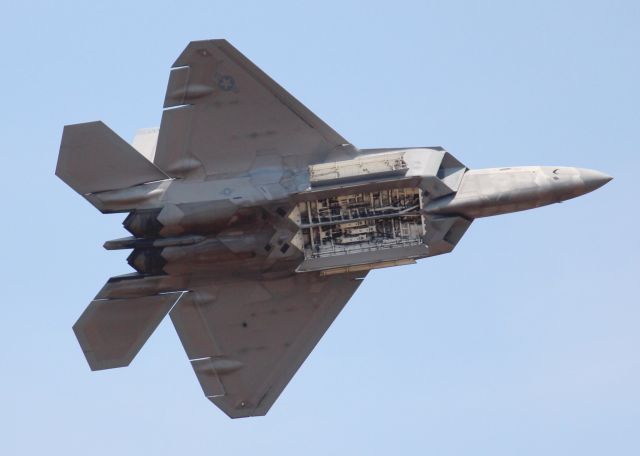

171,39,233,68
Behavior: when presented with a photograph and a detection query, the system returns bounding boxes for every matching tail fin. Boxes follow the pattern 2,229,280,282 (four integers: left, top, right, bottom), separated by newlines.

73,289,186,370
56,121,169,196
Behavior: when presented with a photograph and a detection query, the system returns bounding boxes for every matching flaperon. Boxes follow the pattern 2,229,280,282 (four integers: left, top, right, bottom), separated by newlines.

56,39,611,418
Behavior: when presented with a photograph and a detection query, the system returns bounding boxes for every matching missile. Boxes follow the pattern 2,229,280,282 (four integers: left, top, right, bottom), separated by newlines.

103,234,207,250
424,166,612,218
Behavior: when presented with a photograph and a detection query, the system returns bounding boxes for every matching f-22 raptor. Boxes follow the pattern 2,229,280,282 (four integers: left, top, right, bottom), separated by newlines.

56,39,611,418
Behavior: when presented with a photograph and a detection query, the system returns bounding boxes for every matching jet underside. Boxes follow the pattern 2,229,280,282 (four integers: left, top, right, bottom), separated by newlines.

56,39,611,418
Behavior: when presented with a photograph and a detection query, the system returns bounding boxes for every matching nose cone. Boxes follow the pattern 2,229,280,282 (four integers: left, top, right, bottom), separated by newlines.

578,168,613,193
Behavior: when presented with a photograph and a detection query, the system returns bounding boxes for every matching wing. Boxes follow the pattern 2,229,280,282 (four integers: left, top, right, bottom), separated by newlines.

170,271,366,418
155,39,355,179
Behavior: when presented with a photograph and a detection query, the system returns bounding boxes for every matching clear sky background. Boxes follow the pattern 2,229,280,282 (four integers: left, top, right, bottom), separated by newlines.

1,1,638,454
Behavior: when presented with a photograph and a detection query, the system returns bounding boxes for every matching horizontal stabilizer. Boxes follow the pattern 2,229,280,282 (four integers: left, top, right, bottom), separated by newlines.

56,121,169,195
73,291,185,371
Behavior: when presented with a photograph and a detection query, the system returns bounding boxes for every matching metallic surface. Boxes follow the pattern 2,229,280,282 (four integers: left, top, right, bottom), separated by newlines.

425,166,612,218
56,39,611,418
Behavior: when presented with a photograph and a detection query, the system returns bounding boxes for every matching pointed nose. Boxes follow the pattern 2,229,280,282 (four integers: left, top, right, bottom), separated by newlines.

578,168,613,193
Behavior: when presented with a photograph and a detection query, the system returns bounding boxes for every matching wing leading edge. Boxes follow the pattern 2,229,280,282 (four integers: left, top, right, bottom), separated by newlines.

155,39,356,179
170,271,366,418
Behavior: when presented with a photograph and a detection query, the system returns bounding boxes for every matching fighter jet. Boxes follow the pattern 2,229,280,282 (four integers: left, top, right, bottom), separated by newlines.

56,39,611,418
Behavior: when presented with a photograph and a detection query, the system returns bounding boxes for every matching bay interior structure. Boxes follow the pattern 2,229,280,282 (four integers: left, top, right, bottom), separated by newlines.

56,39,611,418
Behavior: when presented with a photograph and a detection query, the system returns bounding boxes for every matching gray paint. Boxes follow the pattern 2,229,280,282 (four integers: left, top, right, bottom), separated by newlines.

56,39,611,419
425,166,611,218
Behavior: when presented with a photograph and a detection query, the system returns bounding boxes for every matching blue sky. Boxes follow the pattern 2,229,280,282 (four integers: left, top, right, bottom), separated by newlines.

2,1,638,454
